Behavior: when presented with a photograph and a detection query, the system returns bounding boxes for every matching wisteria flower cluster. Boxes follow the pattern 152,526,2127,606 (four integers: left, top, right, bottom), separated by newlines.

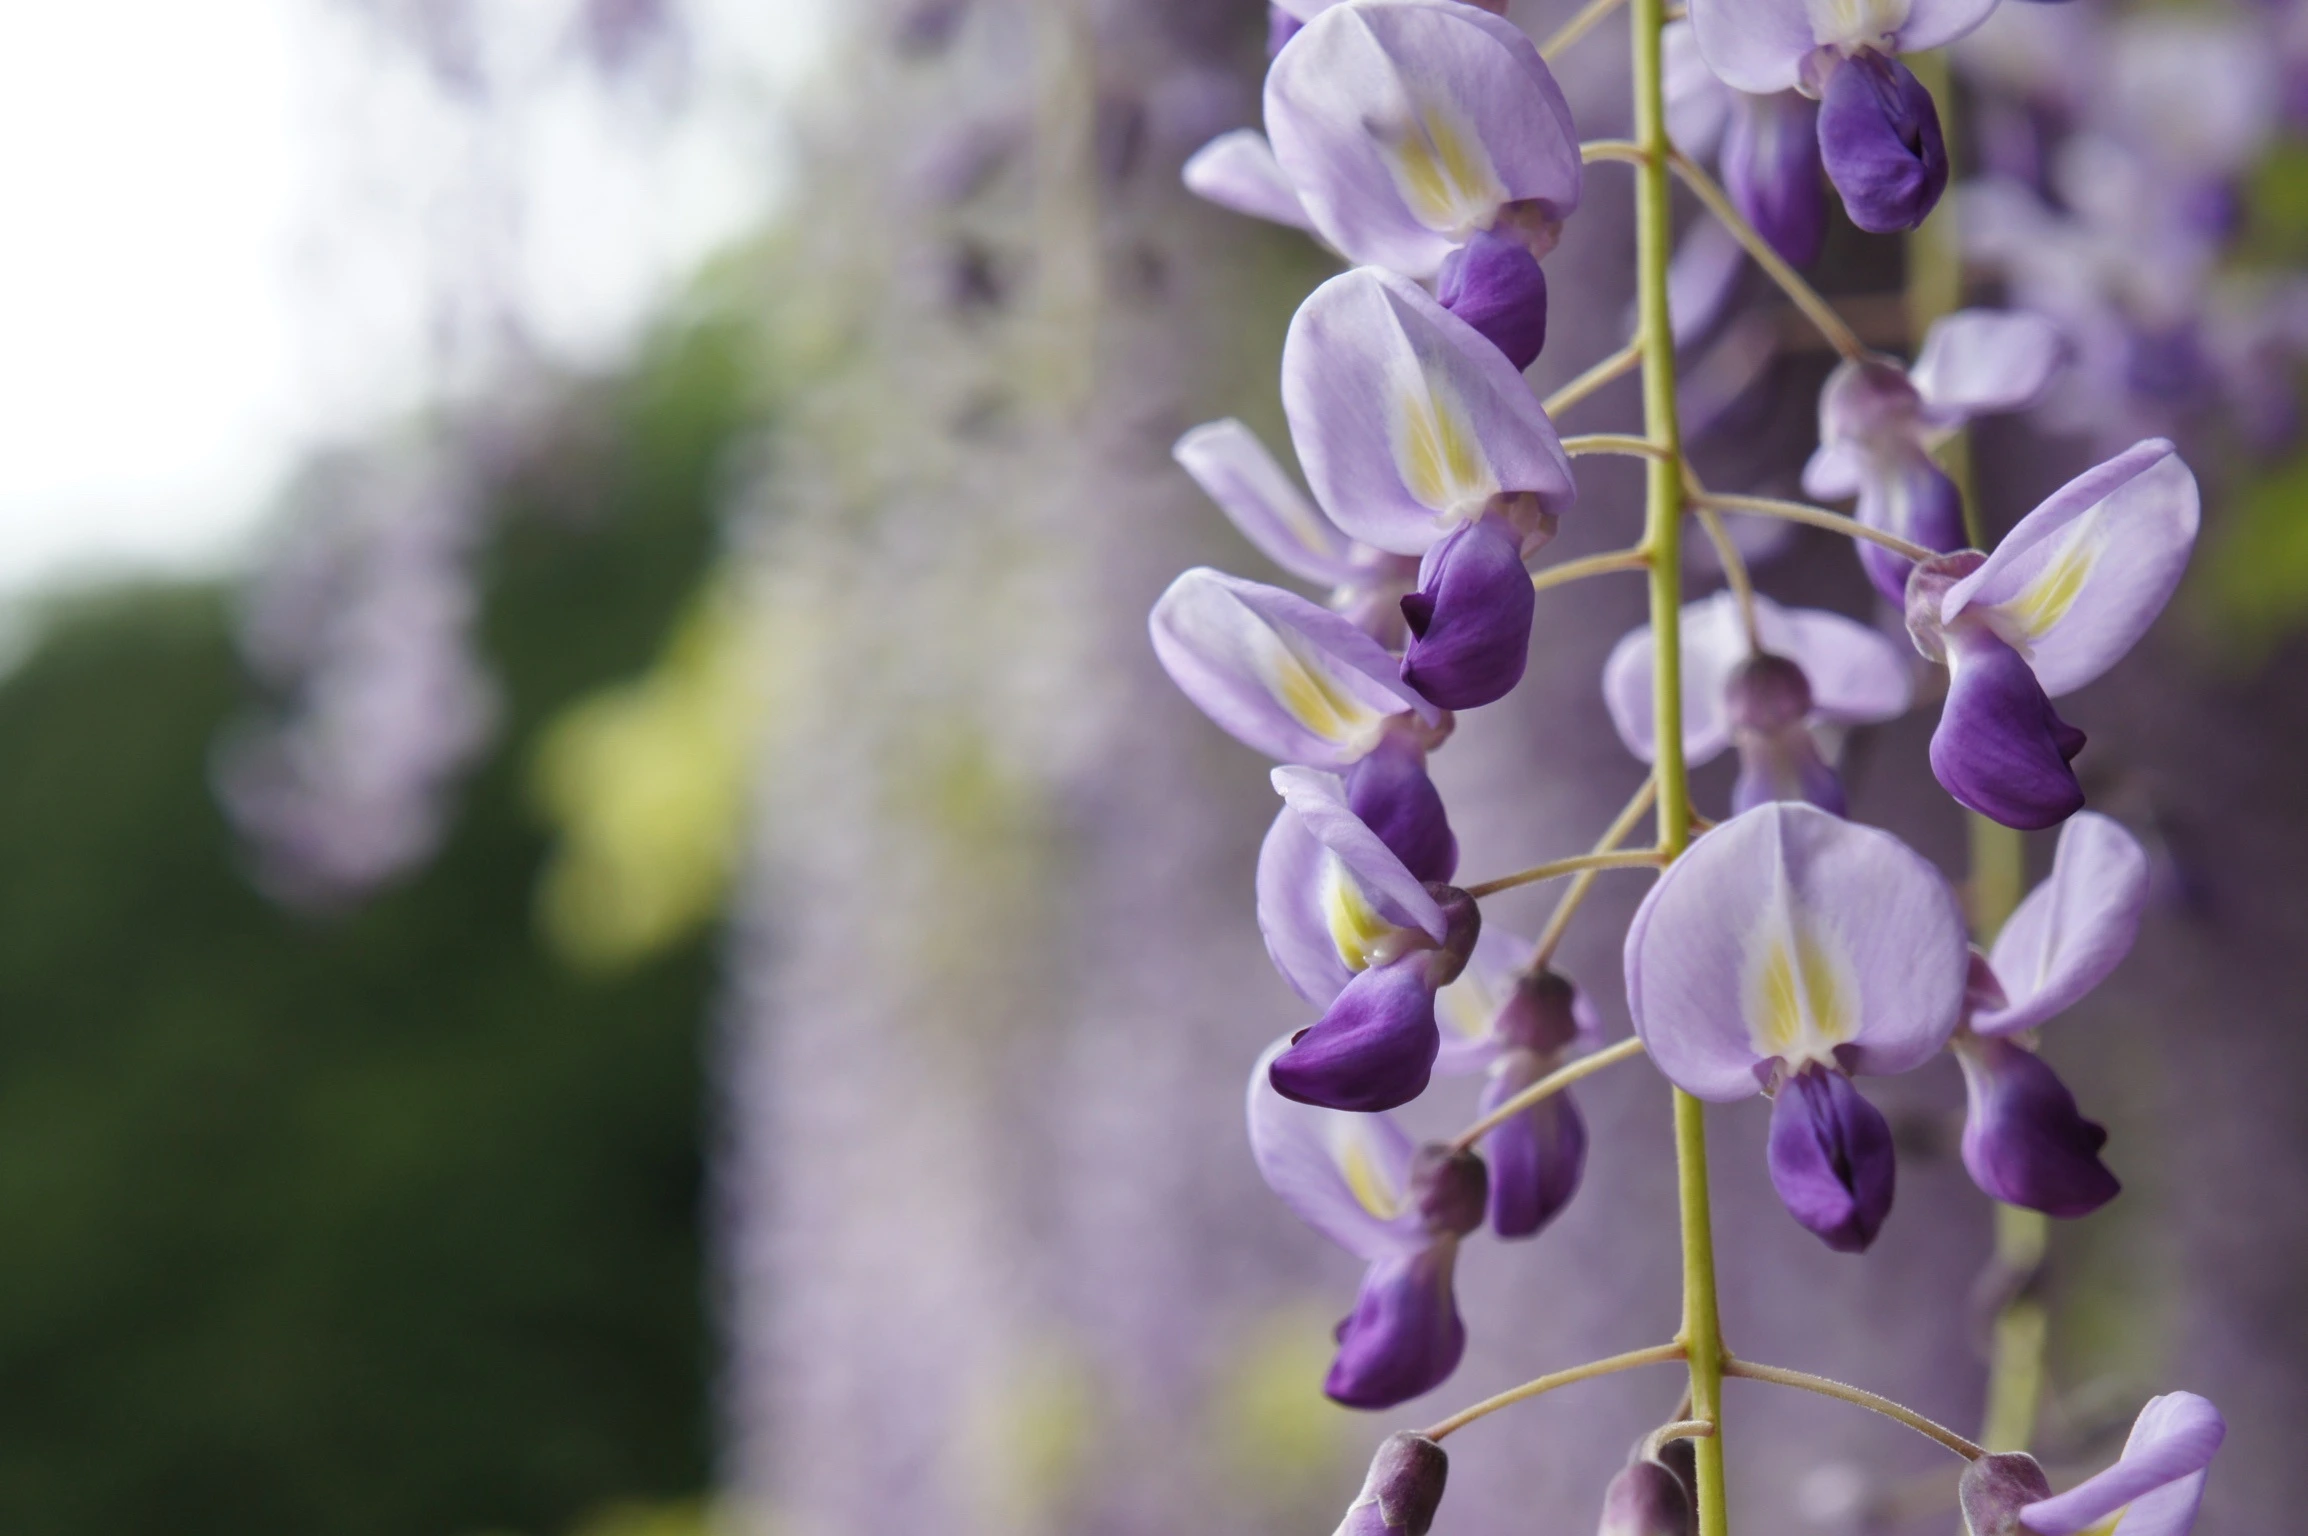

1156,0,2227,1532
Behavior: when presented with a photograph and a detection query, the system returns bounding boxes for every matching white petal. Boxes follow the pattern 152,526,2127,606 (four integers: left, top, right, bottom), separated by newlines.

1182,129,1317,230
1975,811,2148,1034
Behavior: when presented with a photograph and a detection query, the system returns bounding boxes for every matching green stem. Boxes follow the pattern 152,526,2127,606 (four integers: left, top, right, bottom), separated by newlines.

1630,0,1727,1527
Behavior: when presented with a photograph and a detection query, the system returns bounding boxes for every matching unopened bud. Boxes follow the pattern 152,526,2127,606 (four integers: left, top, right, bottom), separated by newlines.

1726,652,1814,735
1598,1458,1693,1536
1424,884,1482,986
1409,1143,1489,1238
1335,1431,1449,1536
1903,549,1987,664
1958,1452,2052,1536
1494,968,1585,1056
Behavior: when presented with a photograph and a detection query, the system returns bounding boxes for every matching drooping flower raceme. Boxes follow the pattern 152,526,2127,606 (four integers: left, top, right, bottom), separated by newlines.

2017,1392,2225,1536
1626,802,1969,1250
1283,265,1577,707
1954,811,2147,1217
1806,308,2066,601
1905,438,2200,829
1689,0,2000,231
1435,927,1602,1237
1261,766,1480,1112
1601,591,1914,815
1248,1042,1490,1407
1173,418,1424,646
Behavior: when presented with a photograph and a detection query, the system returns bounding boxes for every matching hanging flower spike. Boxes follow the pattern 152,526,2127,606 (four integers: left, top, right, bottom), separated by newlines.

1906,439,2199,829
1262,767,1480,1111
1601,591,1913,812
1283,266,1574,707
1806,308,2066,602
1247,1042,1489,1407
1265,0,1581,281
1625,802,1969,1249
1954,811,2147,1216
1689,0,2000,231
1150,568,1448,769
1334,1431,1452,1536
1173,419,1424,646
1182,129,1316,231
2017,1392,2225,1536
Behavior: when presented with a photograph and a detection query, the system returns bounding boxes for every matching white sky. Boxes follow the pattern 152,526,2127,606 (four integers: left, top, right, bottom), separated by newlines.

0,0,831,595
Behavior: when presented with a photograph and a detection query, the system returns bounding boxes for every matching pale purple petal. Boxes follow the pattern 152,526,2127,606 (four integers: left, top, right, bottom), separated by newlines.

1855,441,1965,602
1802,438,1867,500
1182,128,1317,230
1271,954,1446,1112
1943,440,2201,698
1173,419,1358,586
1690,0,1817,94
1151,568,1436,767
1975,811,2148,1033
1283,267,1576,557
1274,765,1450,940
1259,801,1357,1005
1326,1245,1466,1409
1767,1065,1897,1251
1432,921,1525,1075
1930,624,2088,830
1600,592,1746,766
1723,89,1825,266
1956,1035,2119,1218
1911,309,2066,420
1665,20,1733,155
1894,0,2006,55
1778,604,1915,723
2020,1394,2224,1536
1625,803,1969,1100
1248,1037,1428,1261
1266,1,1580,277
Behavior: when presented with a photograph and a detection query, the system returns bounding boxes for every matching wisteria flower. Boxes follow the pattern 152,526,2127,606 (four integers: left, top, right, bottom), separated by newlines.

1954,811,2146,1216
1906,439,2199,829
2018,1392,2225,1536
1689,0,1998,230
1625,802,1969,1249
1283,266,1575,706
1667,20,1826,266
1602,591,1914,814
1805,308,2066,601
1173,418,1423,645
1248,1043,1490,1407
1261,766,1480,1111
1182,129,1317,232
1333,1430,1451,1536
1435,929,1601,1237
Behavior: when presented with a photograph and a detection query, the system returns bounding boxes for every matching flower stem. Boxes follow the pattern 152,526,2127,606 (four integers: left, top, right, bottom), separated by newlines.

1528,774,1658,969
1423,1341,1687,1441
1563,432,1672,461
1689,488,1938,563
1532,546,1652,594
1542,0,1629,61
1449,1036,1649,1153
1665,149,1870,364
1545,337,1646,416
1630,0,1728,1526
1463,848,1665,900
1692,503,1761,649
1722,1358,1985,1460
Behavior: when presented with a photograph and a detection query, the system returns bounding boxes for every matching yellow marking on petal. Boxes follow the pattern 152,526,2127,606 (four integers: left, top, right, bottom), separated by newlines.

2076,1516,2122,1536
1334,1123,1407,1220
1744,899,1859,1066
1259,629,1389,751
1394,376,1496,518
1323,856,1399,973
1384,106,1506,238
1803,0,1908,48
2001,536,2100,642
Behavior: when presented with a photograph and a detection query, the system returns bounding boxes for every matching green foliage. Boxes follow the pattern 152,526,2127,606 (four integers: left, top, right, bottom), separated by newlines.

2199,437,2308,651
0,302,753,1536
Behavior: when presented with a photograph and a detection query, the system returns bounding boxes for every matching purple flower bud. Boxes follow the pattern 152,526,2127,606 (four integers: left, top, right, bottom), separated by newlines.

1726,650,1815,734
1400,513,1536,710
1959,1452,2053,1536
1767,1064,1896,1252
1335,1431,1450,1536
1598,1458,1695,1536
1494,967,1587,1056
1346,733,1458,885
1727,654,1847,814
1956,1035,2119,1218
1817,49,1949,234
1479,1056,1587,1238
1410,1142,1490,1237
1931,624,2088,831
1435,230,1550,370
1327,1245,1467,1408
1722,90,1824,266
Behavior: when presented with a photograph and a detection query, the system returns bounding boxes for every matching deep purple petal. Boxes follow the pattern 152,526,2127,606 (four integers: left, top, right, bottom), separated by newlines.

1930,624,2087,831
1399,513,1536,709
1334,1431,1450,1536
1247,1036,1428,1260
1689,0,1816,93
1271,955,1445,1113
1766,1066,1897,1252
1723,90,1824,266
1435,231,1549,370
1599,1459,1694,1536
1274,765,1450,939
1346,733,1458,885
1977,811,2148,1034
2020,1393,2225,1536
1818,50,1949,234
1956,1035,2119,1218
1479,1057,1587,1238
1731,725,1848,815
1326,1245,1466,1409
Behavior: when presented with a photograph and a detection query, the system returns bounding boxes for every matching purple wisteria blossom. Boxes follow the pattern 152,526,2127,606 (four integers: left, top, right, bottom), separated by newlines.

1906,439,2200,829
2019,1392,2225,1536
1283,265,1576,706
1688,0,1998,230
1599,1456,1695,1536
1667,20,1825,266
1173,418,1424,644
1248,1042,1488,1406
1602,591,1914,814
1260,765,1479,1111
1807,308,2066,601
1625,803,1970,1249
1333,1430,1452,1536
1954,811,2146,1216
1435,928,1602,1236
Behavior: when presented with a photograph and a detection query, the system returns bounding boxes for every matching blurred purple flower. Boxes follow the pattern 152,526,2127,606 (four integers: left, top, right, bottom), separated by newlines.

2020,1392,2225,1536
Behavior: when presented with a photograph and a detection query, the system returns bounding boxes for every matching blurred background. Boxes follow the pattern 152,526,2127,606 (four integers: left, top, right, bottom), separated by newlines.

6,1,2308,1533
